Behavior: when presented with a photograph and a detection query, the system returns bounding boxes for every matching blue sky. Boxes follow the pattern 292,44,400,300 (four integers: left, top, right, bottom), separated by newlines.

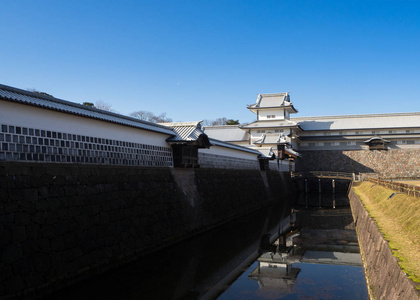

1,0,420,123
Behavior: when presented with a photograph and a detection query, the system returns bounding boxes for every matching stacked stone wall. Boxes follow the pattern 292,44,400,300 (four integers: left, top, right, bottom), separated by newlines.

349,189,419,300
0,162,293,299
296,149,420,178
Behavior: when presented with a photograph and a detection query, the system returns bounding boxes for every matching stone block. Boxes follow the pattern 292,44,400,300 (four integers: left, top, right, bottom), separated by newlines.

5,275,24,295
2,244,23,265
12,225,26,244
0,228,11,248
14,212,31,226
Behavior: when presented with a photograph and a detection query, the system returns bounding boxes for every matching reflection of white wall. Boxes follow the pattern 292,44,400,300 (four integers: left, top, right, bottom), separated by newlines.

0,101,171,147
259,262,288,275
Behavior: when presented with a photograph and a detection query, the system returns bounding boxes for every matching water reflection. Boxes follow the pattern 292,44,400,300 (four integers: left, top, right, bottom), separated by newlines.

218,192,369,300
43,192,368,300
43,198,292,300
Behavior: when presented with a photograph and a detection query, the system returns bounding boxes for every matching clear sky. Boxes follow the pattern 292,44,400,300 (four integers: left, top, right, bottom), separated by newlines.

1,0,420,124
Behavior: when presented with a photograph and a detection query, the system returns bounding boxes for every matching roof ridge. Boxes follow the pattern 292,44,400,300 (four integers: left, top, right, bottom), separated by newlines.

292,111,420,120
0,83,175,134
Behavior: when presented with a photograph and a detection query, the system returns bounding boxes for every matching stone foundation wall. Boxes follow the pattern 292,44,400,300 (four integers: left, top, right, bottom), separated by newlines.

0,162,293,299
349,188,419,300
296,149,420,178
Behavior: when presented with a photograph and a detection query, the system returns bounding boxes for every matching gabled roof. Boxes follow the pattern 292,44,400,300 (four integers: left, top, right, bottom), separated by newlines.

159,121,204,141
293,112,420,131
240,119,299,129
247,93,298,114
285,148,301,158
253,146,277,159
203,125,249,142
0,83,175,135
363,136,390,144
158,121,211,148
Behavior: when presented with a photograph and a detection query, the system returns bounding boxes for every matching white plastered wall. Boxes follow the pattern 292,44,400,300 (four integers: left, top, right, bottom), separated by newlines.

259,109,285,121
0,100,171,147
199,144,259,161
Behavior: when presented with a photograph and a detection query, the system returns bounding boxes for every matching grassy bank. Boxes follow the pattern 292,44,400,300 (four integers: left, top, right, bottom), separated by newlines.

353,181,420,289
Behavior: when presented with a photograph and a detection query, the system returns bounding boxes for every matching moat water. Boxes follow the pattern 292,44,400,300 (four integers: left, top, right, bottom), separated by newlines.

44,192,368,300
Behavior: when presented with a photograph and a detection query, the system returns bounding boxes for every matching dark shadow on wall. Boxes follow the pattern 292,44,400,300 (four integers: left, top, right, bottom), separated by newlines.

295,150,375,173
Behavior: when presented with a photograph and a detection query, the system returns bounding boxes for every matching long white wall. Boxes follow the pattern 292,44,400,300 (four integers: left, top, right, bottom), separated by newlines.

199,144,258,160
0,101,174,166
199,145,260,170
0,101,170,147
1,100,270,170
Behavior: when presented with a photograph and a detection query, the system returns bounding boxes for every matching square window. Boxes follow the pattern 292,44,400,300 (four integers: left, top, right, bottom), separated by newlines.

9,126,15,134
16,127,21,134
29,128,34,136
41,130,46,137
0,134,3,141
35,129,40,136
47,131,51,138
52,132,57,138
1,125,7,133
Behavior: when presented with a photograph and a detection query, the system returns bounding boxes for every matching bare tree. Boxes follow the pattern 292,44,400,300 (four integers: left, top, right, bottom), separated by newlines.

211,117,228,126
202,119,214,126
130,111,172,123
130,111,154,121
95,100,113,111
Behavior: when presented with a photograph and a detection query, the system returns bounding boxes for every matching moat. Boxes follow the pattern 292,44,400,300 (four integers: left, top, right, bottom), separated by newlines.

43,192,368,300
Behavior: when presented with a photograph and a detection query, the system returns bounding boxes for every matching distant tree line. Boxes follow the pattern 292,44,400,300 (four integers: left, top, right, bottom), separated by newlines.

27,89,239,125
129,111,172,123
202,118,240,126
